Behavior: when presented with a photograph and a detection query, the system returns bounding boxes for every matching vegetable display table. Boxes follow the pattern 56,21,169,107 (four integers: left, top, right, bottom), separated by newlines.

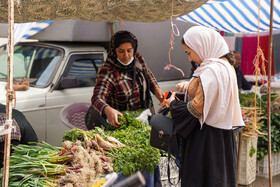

112,167,162,187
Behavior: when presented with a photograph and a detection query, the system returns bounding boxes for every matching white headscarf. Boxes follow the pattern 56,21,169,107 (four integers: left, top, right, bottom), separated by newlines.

183,26,229,59
183,26,245,130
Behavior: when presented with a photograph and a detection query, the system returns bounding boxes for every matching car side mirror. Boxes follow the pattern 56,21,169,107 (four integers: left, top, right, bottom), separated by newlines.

59,76,79,89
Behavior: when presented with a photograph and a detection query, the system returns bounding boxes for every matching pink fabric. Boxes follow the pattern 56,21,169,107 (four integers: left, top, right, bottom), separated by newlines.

259,35,274,75
241,35,274,75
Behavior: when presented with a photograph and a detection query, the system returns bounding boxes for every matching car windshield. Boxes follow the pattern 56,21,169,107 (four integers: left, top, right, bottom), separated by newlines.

0,44,62,87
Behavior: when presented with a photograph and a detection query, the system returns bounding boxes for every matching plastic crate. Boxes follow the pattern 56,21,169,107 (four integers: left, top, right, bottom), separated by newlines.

238,134,258,185
256,152,280,178
159,157,181,187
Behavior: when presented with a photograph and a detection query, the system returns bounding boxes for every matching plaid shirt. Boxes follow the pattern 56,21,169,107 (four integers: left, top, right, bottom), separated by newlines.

92,53,159,115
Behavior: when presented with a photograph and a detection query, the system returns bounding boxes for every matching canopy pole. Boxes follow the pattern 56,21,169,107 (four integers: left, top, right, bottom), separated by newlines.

2,0,14,186
267,0,274,186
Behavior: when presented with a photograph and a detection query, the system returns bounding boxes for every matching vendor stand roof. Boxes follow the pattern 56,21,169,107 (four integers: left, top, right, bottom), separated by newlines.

0,0,207,23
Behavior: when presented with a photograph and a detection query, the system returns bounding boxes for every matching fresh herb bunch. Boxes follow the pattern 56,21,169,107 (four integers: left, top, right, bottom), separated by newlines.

106,120,161,176
106,109,146,131
63,128,94,142
0,142,63,186
105,110,160,175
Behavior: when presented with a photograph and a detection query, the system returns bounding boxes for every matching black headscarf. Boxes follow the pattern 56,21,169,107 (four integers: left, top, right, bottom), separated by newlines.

109,31,137,56
107,31,138,71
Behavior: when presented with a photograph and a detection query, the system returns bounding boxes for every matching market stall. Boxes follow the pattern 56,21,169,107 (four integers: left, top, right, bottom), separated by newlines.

0,0,208,186
0,110,162,186
1,0,279,187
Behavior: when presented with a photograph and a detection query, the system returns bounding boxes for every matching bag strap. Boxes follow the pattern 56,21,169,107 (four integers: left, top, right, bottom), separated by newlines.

159,105,183,185
167,130,182,185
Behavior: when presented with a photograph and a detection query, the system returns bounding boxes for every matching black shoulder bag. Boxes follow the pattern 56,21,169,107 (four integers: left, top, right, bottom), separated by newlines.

149,107,184,185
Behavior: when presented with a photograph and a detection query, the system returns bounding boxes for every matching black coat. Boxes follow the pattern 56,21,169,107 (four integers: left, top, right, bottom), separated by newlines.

170,100,238,187
0,104,38,144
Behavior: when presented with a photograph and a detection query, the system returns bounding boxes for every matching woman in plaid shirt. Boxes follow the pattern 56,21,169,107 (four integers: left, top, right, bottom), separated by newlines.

86,31,164,129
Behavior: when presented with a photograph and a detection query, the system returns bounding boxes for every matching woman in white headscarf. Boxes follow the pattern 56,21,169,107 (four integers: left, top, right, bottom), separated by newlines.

165,26,245,187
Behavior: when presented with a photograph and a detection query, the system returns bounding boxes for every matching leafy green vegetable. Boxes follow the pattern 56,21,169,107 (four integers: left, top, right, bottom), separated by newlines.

63,109,161,176
249,143,256,157
257,112,280,160
105,121,161,175
63,128,93,142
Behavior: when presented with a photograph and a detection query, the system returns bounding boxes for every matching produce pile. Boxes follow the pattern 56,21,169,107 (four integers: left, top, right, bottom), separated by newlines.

0,141,113,187
239,92,280,160
257,94,280,160
0,110,161,186
240,107,265,137
63,110,161,176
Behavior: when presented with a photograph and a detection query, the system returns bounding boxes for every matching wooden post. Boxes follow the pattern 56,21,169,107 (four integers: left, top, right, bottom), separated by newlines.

110,22,114,36
267,0,274,186
2,0,14,186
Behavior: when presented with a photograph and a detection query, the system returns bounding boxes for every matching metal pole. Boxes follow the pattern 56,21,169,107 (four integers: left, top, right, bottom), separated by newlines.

2,0,14,186
267,0,274,186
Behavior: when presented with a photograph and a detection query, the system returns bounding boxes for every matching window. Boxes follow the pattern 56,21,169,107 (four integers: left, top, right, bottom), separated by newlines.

64,54,104,88
0,44,62,87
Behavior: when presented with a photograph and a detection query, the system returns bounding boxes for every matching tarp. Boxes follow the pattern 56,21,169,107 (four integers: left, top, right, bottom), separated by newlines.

13,21,53,44
0,0,207,23
177,0,280,33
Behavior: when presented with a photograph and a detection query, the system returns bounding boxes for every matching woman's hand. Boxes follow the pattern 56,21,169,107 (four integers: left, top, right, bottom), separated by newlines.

104,106,123,128
165,91,176,107
176,81,189,92
154,87,165,104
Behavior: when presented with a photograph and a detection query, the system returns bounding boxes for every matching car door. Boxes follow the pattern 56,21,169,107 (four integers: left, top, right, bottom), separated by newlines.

45,52,104,145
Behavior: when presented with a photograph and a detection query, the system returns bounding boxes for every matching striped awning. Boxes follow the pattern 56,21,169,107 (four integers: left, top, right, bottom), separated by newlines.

177,0,280,33
14,21,53,45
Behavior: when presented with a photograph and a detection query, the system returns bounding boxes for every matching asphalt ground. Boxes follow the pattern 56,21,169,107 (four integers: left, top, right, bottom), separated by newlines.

239,175,280,187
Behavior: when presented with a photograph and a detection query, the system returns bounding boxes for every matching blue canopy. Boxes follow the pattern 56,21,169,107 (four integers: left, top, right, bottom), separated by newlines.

177,0,280,33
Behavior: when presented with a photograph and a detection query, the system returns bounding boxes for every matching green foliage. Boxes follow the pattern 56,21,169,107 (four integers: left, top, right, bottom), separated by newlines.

117,115,128,126
257,112,280,160
63,128,94,142
63,128,84,142
239,92,280,160
239,92,278,109
0,142,63,186
249,143,256,157
239,92,260,108
105,110,161,176
106,109,146,131
63,109,161,176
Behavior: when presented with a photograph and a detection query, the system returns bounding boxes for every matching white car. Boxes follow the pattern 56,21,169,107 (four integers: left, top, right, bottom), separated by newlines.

0,41,183,145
